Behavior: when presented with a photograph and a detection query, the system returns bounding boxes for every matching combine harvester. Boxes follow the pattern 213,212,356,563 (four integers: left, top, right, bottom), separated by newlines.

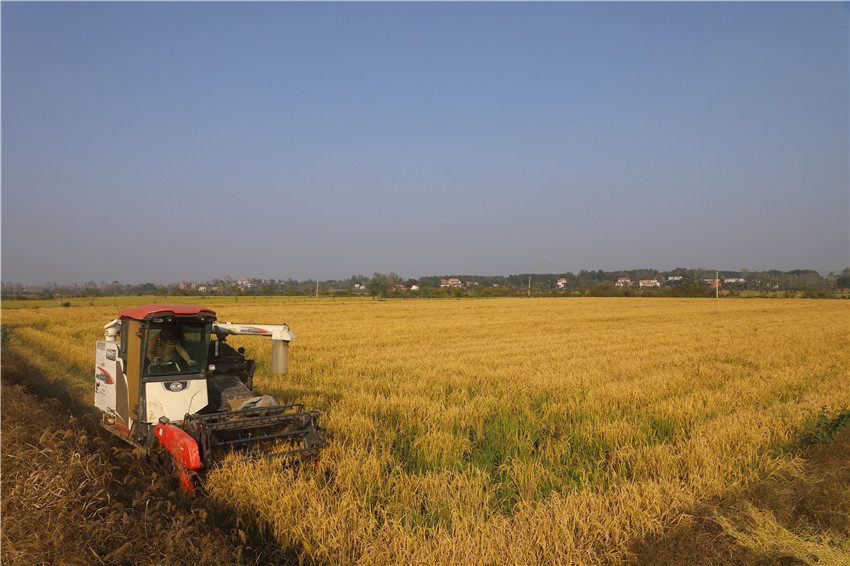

94,304,324,492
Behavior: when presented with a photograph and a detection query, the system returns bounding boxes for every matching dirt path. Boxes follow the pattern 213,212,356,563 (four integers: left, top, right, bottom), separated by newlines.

1,350,297,565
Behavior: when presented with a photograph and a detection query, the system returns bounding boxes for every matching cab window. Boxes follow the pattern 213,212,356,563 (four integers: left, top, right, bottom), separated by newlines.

144,322,210,377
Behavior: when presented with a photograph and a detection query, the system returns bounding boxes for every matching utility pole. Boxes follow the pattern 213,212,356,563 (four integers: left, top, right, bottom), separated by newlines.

316,279,319,299
716,271,720,299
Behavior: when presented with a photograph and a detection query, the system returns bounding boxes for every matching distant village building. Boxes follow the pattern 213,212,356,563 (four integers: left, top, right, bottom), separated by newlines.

639,280,660,288
237,278,252,289
353,283,366,291
667,276,683,282
197,286,207,293
615,278,634,288
178,282,195,290
440,278,463,288
557,278,568,288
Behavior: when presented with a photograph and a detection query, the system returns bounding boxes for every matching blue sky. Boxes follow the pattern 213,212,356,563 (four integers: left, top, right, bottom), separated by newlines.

2,1,848,285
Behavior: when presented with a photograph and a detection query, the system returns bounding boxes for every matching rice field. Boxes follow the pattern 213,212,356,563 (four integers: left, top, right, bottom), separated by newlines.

2,297,848,564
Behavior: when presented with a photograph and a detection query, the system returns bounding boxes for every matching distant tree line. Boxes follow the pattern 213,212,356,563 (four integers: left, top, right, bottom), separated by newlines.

2,268,848,301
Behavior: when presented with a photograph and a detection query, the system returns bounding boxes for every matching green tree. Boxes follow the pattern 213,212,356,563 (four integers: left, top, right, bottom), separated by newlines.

588,282,622,297
836,268,850,290
367,272,402,297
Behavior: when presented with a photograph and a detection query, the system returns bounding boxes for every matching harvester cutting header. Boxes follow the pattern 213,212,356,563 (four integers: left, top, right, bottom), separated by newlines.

94,304,324,492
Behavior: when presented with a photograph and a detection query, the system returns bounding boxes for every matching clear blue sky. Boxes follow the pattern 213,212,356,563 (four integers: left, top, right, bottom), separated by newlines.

2,1,848,285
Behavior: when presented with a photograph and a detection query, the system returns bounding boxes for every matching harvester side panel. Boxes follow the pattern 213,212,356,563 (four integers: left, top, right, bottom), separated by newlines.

94,341,119,415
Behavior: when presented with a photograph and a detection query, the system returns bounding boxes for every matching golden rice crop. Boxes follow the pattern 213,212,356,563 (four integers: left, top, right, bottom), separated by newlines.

3,297,848,564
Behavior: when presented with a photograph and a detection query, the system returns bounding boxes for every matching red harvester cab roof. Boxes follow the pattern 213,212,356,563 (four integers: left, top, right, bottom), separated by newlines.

118,304,216,321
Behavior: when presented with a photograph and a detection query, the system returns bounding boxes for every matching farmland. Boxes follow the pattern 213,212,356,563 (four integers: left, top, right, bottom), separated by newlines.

2,297,848,564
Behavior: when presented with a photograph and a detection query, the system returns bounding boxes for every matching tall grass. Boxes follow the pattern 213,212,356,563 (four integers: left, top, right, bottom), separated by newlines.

3,298,848,564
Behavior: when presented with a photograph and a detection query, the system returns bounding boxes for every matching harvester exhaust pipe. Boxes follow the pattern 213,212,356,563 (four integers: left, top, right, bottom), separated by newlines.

271,339,289,374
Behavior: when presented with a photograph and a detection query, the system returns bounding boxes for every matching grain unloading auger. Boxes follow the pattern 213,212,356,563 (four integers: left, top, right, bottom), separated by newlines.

94,304,325,493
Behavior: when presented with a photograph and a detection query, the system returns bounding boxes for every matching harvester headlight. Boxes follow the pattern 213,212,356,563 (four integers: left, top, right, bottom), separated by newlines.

208,364,216,372
163,381,188,392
